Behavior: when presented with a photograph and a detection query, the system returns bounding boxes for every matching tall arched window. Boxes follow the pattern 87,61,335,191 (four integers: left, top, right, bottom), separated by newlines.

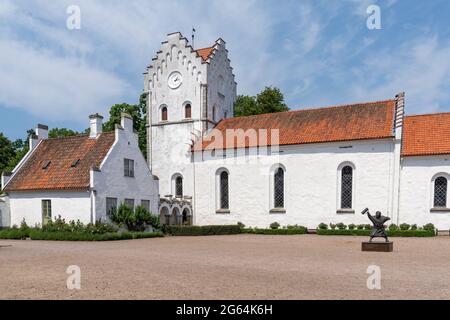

185,104,192,119
220,171,229,209
161,106,168,121
341,166,353,209
175,176,183,197
434,176,448,208
274,168,284,208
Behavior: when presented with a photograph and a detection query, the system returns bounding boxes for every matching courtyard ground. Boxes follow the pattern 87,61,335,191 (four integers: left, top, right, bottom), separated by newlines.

0,234,449,300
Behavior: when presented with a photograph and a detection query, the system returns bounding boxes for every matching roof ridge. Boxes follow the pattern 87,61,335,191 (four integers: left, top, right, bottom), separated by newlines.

43,131,114,141
406,111,450,118
222,99,395,123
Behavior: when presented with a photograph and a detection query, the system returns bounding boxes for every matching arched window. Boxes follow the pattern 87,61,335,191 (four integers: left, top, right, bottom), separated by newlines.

185,104,192,119
220,171,229,209
175,176,183,197
434,176,448,208
341,166,353,209
274,168,284,208
161,106,168,121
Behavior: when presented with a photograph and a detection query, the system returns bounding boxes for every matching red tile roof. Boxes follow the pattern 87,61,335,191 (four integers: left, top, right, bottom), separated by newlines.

4,132,115,192
403,113,450,157
194,100,396,151
196,47,215,62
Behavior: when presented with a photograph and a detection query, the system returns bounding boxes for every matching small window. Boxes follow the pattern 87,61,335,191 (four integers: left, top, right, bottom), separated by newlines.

42,200,52,225
341,166,353,209
106,198,118,216
124,159,135,177
141,200,150,212
434,177,448,208
175,176,183,197
161,106,168,121
124,199,135,210
220,171,229,209
42,160,51,170
274,168,285,208
185,104,192,119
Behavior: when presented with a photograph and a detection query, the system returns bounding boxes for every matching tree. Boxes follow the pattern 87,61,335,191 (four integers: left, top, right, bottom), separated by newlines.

234,86,289,117
49,128,79,138
103,93,148,159
0,133,15,174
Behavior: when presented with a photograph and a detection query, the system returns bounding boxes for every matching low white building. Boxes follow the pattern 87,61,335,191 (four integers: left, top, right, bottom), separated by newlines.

1,113,159,227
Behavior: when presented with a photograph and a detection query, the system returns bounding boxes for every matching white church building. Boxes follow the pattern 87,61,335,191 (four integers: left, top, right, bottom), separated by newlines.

145,32,450,231
2,32,450,231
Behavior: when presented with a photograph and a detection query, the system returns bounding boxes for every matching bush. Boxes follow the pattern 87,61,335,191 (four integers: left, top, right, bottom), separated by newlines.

316,229,435,237
410,224,418,231
270,222,280,230
357,224,365,230
348,224,356,230
27,230,163,241
400,223,411,231
389,224,399,231
423,223,436,232
336,223,346,230
253,227,307,235
42,216,116,234
111,204,159,232
330,223,337,230
318,223,328,230
165,225,242,236
237,222,245,229
364,224,372,230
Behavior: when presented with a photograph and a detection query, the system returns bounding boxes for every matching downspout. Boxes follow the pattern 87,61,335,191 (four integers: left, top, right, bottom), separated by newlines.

393,92,405,225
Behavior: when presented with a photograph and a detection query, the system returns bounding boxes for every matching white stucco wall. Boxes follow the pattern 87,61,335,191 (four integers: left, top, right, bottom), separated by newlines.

0,196,10,228
193,139,396,229
93,116,159,222
399,155,450,230
8,191,91,227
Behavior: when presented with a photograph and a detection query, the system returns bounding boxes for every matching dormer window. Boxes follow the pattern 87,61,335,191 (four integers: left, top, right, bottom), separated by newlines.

42,160,51,170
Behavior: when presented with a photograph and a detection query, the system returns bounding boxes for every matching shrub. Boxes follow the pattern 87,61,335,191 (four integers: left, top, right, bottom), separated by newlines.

318,223,328,230
357,224,365,230
336,223,346,230
410,224,418,231
348,224,356,230
111,204,159,231
253,227,307,235
423,223,436,232
389,224,399,231
165,225,241,236
270,222,280,230
237,222,245,229
364,224,372,230
399,223,411,231
330,223,337,230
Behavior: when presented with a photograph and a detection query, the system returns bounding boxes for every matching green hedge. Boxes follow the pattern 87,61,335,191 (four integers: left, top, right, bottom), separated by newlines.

316,229,436,237
243,227,308,235
164,225,241,236
0,229,164,241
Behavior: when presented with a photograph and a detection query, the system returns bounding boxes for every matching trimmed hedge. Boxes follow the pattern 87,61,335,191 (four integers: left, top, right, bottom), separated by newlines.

243,227,308,235
165,225,241,236
316,229,436,237
0,229,164,241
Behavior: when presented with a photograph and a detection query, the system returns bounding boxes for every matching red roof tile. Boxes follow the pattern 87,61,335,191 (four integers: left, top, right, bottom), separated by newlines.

194,100,396,151
4,132,115,192
403,113,450,157
196,47,214,62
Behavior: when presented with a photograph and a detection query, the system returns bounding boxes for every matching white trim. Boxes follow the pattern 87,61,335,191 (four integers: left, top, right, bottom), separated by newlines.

269,163,286,211
430,173,450,209
215,167,230,211
337,161,356,212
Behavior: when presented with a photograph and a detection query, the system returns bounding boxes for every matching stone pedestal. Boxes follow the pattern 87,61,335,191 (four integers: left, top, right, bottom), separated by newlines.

362,241,393,252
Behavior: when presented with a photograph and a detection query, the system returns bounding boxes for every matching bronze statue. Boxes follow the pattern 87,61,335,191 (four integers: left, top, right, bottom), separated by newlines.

362,208,390,242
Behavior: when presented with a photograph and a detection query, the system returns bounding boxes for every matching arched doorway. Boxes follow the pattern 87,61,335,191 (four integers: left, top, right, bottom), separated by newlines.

160,207,169,225
170,207,181,225
182,208,192,226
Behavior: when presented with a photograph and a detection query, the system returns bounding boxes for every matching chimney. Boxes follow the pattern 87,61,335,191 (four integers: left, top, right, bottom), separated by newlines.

89,113,103,138
36,124,48,140
1,172,12,190
121,113,133,132
394,92,405,140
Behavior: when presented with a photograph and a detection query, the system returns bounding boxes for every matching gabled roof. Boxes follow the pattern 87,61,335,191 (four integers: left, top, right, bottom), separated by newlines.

4,132,115,192
196,47,215,62
403,113,450,157
194,99,396,151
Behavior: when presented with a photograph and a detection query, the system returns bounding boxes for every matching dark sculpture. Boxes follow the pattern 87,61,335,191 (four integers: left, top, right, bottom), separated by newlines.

362,208,390,242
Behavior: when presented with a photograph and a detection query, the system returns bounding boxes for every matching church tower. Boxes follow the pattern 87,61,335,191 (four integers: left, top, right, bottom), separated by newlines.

143,32,236,223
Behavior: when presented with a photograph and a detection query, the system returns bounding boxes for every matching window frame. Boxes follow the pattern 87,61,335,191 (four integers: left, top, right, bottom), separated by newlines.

216,168,230,213
41,199,52,225
184,103,192,119
124,158,135,178
141,200,150,212
337,162,356,214
269,164,286,213
161,105,168,122
124,199,135,210
431,174,450,211
106,197,118,217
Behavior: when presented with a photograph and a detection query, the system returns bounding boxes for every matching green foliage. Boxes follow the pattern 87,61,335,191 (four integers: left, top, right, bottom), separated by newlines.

27,230,163,241
270,222,280,230
48,128,80,138
41,215,117,234
364,224,372,230
423,223,436,232
330,223,337,230
348,224,356,230
318,223,328,230
0,133,15,174
1,129,35,174
237,221,245,229
316,229,435,237
410,224,418,231
389,224,399,231
102,93,148,159
399,223,411,231
110,204,159,232
164,225,241,236
252,227,307,235
357,224,365,230
336,223,346,230
234,87,289,117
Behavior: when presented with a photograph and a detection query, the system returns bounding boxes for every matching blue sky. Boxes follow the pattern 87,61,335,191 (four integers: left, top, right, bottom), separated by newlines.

1,0,450,140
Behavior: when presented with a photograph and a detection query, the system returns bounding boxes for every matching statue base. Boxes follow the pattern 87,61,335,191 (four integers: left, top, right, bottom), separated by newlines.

362,241,393,252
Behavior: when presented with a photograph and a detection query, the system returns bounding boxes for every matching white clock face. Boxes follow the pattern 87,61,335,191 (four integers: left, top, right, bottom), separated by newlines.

168,71,183,89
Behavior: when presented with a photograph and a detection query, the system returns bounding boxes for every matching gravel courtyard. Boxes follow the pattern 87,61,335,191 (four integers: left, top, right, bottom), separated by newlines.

1,234,450,300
